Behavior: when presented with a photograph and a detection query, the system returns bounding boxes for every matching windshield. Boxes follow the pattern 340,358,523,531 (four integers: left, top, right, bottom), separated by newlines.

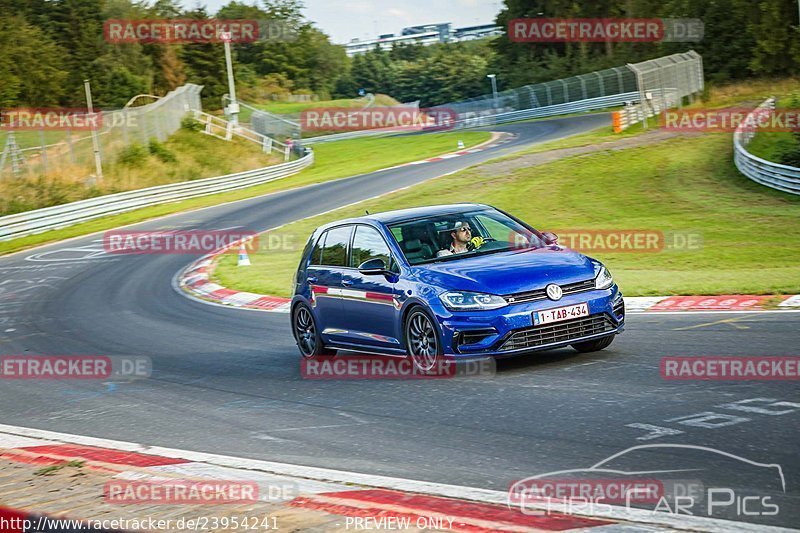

388,209,546,265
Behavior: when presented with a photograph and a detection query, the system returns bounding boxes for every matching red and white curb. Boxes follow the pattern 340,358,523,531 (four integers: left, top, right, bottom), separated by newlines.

177,251,292,313
625,294,800,313
1,424,792,532
178,256,800,318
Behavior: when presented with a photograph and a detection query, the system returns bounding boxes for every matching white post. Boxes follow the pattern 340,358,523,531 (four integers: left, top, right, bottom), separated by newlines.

221,33,239,127
84,79,103,179
487,74,499,111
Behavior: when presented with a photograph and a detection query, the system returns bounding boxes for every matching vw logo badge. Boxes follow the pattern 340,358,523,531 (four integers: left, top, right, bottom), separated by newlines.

546,284,563,301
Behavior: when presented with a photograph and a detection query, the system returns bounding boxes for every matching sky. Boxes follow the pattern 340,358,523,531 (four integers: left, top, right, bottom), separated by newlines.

184,0,503,43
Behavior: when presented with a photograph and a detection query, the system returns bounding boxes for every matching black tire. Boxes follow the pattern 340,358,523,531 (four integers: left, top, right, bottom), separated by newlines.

404,307,443,372
292,304,335,358
571,335,615,353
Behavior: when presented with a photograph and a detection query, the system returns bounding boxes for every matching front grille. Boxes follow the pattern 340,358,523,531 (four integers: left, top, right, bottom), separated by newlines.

504,279,595,304
499,314,616,351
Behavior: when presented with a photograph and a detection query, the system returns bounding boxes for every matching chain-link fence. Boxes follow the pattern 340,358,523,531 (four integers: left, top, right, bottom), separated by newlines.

627,51,704,126
220,96,302,141
255,50,704,141
0,84,202,180
249,108,301,141
441,66,637,122
429,50,703,129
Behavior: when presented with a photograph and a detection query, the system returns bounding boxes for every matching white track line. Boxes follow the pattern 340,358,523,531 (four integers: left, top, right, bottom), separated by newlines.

0,423,795,533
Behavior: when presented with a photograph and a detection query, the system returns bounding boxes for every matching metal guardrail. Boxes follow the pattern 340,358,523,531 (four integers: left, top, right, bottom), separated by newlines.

454,91,640,128
0,151,314,241
734,98,800,195
300,92,640,145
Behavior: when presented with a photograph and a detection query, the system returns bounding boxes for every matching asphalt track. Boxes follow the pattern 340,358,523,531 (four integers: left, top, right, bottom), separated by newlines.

1,114,799,529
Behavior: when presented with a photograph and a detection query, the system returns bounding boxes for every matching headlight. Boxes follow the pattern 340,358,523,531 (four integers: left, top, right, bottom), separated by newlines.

595,265,614,290
439,291,507,311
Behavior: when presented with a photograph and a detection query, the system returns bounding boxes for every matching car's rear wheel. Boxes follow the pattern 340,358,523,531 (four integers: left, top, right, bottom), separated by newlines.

571,335,615,353
404,307,442,372
292,304,335,358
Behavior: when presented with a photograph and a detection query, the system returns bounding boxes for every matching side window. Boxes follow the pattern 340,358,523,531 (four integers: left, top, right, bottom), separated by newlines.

310,231,326,265
350,226,392,268
476,214,514,241
320,226,352,267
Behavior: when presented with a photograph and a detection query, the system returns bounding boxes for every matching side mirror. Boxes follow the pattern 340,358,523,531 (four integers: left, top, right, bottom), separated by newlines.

358,258,389,275
541,231,558,245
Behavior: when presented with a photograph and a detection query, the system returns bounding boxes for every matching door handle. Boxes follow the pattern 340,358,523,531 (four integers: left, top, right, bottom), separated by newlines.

341,279,353,287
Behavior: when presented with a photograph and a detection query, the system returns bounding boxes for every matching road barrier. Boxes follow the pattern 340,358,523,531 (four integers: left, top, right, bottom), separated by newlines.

733,97,800,195
612,89,679,132
0,150,313,241
299,52,703,143
192,109,292,160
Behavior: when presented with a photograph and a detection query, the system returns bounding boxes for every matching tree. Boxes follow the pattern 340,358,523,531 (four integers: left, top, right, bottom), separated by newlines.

181,7,228,107
0,15,69,106
749,0,800,76
47,0,107,103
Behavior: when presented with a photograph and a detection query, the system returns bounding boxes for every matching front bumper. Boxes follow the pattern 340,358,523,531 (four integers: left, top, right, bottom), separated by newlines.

432,285,624,358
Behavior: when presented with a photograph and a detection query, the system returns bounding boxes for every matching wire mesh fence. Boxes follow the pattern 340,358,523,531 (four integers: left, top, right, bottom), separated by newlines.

627,51,704,125
0,84,203,181
253,50,705,141
430,50,703,129
222,97,302,142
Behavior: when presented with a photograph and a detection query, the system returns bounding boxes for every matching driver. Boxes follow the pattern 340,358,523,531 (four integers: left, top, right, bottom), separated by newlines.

437,220,484,257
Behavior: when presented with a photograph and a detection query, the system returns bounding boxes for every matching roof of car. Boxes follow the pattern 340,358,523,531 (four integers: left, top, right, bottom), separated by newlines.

321,204,493,229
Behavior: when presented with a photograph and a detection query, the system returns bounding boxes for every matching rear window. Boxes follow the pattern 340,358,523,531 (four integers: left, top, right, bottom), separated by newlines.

310,232,326,265
319,225,352,267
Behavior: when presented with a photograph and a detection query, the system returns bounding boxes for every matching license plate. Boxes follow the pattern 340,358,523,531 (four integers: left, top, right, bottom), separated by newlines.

534,303,589,325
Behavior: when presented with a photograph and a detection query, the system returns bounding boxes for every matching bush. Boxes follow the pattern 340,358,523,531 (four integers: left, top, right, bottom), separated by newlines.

181,116,202,132
148,138,177,163
117,143,148,166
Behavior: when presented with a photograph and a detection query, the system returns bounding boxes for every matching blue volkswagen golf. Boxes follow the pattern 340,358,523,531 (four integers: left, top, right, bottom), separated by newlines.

291,204,624,370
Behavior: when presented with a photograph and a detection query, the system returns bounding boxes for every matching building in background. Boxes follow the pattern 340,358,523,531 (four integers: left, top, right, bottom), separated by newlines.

343,22,501,56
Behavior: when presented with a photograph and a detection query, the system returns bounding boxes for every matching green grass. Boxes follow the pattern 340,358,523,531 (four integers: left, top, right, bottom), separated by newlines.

214,133,800,297
0,129,68,149
0,131,490,255
33,460,85,476
747,131,798,162
254,94,399,115
1,128,280,216
743,95,800,163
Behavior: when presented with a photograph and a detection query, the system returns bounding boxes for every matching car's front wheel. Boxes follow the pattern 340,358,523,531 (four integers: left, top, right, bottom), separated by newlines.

292,304,335,358
571,335,615,353
404,307,442,372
